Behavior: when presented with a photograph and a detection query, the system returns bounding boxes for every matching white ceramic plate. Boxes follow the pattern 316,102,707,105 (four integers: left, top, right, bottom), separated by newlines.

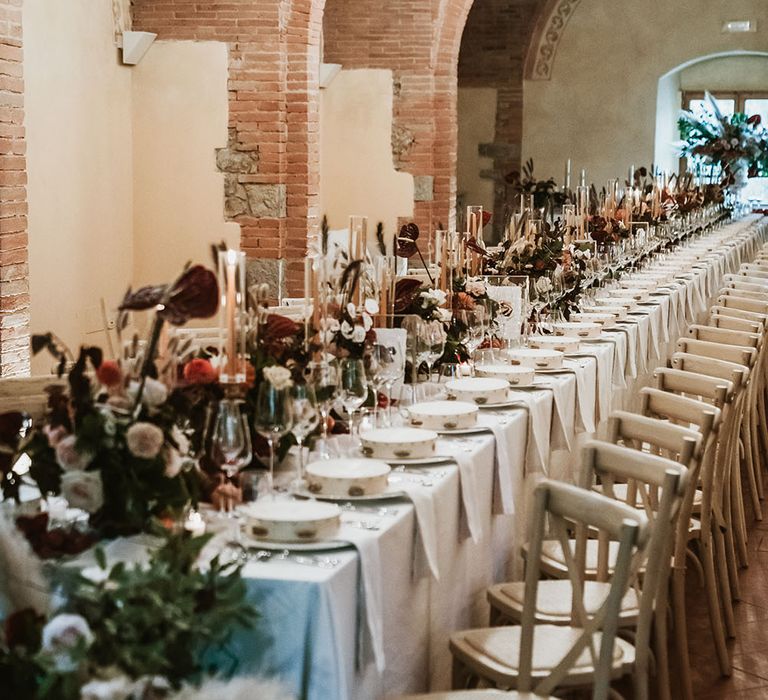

292,484,407,502
239,534,352,552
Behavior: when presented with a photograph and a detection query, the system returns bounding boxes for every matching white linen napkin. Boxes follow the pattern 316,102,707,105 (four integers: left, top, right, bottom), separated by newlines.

336,516,386,673
396,480,440,580
444,440,487,544
568,358,596,434
508,389,552,474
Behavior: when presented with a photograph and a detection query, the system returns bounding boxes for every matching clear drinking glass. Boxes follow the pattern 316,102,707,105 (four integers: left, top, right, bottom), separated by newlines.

369,343,403,426
291,383,320,487
423,320,447,381
211,399,253,514
338,358,369,446
253,382,294,495
308,359,338,459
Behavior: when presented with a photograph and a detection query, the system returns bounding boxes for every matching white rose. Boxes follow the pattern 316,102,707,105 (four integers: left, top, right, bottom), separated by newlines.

346,302,357,318
262,365,293,390
364,298,379,315
362,313,373,331
80,676,134,700
535,277,553,294
55,435,93,472
437,307,453,322
352,325,366,343
61,472,104,513
127,378,168,413
42,613,93,672
125,422,165,459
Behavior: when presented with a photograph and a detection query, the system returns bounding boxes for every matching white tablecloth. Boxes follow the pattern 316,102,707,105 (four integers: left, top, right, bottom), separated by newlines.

37,215,768,700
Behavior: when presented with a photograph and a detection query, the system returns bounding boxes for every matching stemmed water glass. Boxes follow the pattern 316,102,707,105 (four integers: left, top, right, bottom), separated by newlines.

308,359,338,459
211,399,252,514
402,315,430,400
455,308,486,363
338,358,369,447
369,344,403,426
423,320,447,382
290,383,319,487
253,382,294,495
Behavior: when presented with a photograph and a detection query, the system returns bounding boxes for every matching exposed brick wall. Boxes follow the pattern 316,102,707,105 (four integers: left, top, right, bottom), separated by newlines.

323,0,475,234
458,0,539,238
0,0,30,376
131,0,323,295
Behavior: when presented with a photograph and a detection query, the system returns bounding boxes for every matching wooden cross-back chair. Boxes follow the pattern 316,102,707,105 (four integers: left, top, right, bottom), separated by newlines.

449,481,649,700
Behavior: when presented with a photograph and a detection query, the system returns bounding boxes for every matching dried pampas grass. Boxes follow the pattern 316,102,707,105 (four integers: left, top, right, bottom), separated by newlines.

0,511,49,616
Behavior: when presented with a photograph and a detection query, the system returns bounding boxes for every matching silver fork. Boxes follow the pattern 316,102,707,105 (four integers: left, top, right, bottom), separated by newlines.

341,502,399,516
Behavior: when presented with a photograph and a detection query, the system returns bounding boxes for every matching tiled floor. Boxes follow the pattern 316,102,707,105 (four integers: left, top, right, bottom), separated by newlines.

683,500,768,699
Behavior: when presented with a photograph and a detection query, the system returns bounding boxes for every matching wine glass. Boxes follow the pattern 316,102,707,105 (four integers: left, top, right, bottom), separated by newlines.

455,308,486,362
423,320,447,382
211,399,252,513
338,358,369,447
291,383,319,487
253,382,293,495
369,344,403,427
401,315,430,401
308,359,338,459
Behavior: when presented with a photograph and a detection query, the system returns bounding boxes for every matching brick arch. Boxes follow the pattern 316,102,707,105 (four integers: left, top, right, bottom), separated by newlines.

523,0,582,81
433,0,478,231
132,0,326,296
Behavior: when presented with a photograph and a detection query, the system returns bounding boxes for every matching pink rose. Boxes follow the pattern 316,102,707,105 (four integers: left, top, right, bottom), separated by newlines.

55,435,93,472
43,425,67,448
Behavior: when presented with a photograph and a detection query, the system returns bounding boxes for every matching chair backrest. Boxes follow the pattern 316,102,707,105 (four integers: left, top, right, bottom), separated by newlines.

675,338,756,368
708,313,764,334
725,273,768,287
687,324,761,349
723,279,768,294
716,294,768,314
521,479,649,699
718,286,768,302
652,367,734,407
710,305,768,324
670,352,748,390
739,265,768,279
606,410,701,466
579,441,687,700
0,376,64,422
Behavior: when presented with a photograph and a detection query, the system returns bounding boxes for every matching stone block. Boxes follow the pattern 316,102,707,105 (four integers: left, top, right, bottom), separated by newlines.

245,184,286,218
246,258,284,300
413,175,434,202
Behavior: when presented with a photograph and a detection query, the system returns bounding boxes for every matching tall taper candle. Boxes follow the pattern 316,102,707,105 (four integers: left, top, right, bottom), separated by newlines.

564,159,571,191
225,249,237,379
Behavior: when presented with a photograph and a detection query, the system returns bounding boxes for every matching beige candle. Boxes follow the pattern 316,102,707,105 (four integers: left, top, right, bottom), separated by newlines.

225,249,237,379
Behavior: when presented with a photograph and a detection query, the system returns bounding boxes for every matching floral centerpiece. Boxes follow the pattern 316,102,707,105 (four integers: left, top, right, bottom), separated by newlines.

0,522,257,700
2,264,221,537
679,93,768,189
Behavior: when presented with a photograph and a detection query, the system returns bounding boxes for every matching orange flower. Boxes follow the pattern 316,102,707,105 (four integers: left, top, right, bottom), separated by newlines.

454,292,476,310
183,358,218,384
96,360,122,388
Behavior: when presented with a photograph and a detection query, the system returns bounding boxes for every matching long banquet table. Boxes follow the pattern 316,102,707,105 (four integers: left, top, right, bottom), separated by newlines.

63,215,768,700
